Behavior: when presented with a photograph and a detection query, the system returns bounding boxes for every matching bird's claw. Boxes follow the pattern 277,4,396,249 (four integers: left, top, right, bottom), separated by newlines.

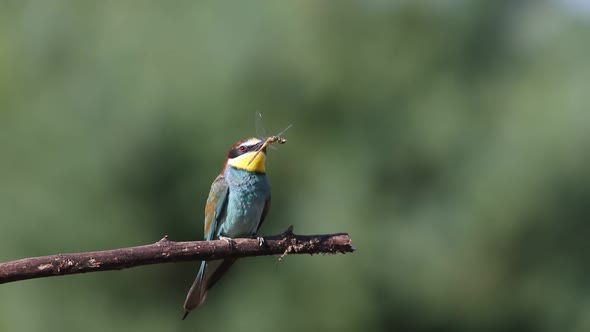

219,236,236,249
256,236,267,247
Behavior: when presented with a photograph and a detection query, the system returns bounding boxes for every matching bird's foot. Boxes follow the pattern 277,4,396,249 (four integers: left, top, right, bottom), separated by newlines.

254,235,267,247
219,236,236,249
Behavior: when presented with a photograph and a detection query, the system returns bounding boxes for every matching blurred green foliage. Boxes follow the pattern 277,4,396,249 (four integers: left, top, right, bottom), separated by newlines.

1,1,590,331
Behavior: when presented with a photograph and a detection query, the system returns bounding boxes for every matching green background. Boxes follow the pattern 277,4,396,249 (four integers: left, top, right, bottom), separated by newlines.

1,1,590,331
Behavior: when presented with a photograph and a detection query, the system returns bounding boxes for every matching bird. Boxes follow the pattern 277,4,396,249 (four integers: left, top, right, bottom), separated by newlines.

182,135,285,319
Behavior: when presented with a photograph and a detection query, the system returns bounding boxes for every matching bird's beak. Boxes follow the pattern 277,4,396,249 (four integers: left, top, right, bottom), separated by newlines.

253,139,269,153
246,136,287,166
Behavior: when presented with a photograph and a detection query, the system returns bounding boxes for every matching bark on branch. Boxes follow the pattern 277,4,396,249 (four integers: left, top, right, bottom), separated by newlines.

0,227,354,284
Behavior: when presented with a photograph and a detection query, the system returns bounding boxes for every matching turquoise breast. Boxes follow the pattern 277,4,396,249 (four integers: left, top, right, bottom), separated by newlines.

217,166,270,238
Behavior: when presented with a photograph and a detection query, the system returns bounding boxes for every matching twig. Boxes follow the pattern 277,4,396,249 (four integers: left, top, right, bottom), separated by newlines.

0,227,354,284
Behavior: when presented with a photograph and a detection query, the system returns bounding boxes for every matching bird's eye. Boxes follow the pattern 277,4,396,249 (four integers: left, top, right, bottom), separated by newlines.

239,146,247,152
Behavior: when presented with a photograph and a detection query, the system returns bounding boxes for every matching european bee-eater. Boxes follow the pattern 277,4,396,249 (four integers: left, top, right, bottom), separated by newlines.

182,136,285,319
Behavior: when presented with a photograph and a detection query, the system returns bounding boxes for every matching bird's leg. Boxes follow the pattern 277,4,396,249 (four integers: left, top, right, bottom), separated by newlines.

218,236,236,250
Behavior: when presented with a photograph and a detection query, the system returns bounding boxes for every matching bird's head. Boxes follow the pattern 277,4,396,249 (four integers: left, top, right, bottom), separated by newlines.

225,138,269,174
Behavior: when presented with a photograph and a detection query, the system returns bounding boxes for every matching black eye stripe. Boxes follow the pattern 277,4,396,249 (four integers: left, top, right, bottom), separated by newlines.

228,144,253,158
227,139,265,159
228,148,239,158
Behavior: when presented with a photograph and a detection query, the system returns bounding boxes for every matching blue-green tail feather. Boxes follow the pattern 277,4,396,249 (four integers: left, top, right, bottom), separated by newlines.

182,261,208,319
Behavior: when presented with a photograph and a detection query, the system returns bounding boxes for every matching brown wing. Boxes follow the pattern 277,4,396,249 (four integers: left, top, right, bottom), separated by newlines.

203,174,228,240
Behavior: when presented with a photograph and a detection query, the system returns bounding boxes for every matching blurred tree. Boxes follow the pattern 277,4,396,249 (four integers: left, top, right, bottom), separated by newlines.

1,1,589,331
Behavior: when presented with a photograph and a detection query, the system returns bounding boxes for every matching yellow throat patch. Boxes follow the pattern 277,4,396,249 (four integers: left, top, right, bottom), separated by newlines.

227,151,267,173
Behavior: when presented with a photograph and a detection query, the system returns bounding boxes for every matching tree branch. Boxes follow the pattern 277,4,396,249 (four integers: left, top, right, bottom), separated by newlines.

0,227,354,284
